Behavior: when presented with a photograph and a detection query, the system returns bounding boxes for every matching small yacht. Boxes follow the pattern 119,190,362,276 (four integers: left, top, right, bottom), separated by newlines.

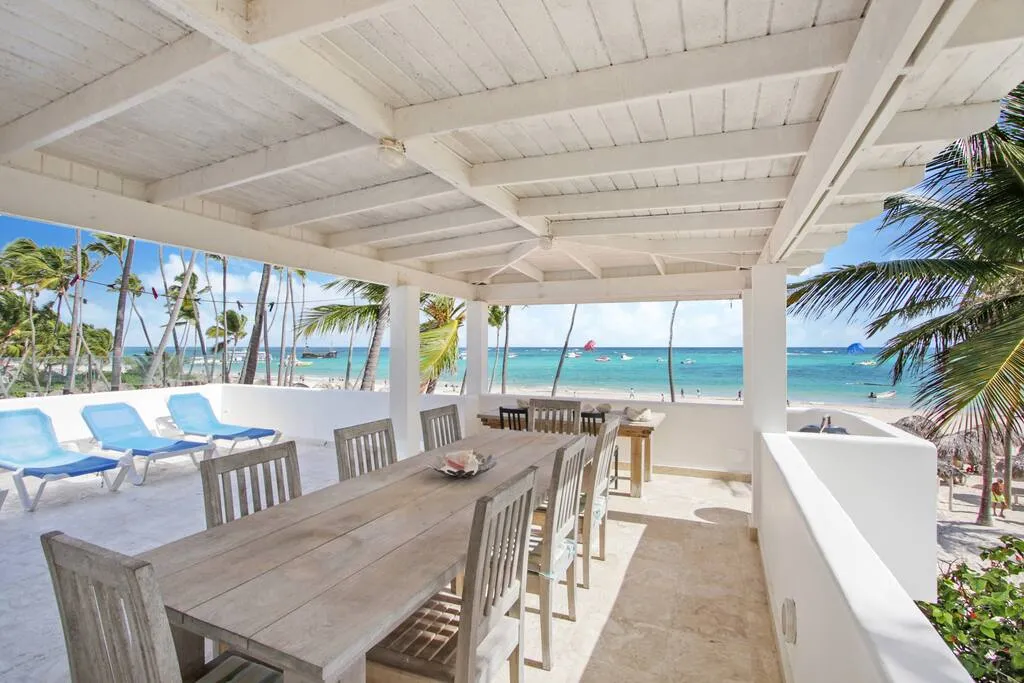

566,351,581,358
619,353,633,360
595,355,611,363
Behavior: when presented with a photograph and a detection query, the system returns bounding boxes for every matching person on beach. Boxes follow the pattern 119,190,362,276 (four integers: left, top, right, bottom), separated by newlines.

629,387,636,399
737,390,742,400
696,388,701,399
680,388,685,399
992,479,1008,518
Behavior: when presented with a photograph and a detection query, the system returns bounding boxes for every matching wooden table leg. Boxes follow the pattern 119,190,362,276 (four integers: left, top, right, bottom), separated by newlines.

643,435,653,482
630,436,643,498
171,625,206,683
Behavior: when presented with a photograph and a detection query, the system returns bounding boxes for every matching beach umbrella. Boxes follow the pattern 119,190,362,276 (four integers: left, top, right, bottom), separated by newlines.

583,340,597,351
846,342,866,354
891,415,938,440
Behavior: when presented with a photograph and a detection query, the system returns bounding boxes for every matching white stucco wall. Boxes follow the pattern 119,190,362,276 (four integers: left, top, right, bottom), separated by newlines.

759,434,970,683
477,394,751,475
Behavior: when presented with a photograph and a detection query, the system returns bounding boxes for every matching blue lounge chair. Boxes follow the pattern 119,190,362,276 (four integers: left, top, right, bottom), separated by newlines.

0,408,133,511
81,403,213,484
167,393,280,454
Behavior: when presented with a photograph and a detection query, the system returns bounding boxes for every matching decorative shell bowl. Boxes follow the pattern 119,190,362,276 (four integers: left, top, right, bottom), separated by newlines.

430,450,495,478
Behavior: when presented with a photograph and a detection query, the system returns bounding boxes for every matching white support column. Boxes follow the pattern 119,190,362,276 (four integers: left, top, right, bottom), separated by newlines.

389,285,421,458
465,300,489,398
746,264,788,538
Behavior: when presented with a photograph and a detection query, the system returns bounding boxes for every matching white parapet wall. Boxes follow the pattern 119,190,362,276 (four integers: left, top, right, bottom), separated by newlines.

759,433,970,683
477,393,750,476
787,409,937,602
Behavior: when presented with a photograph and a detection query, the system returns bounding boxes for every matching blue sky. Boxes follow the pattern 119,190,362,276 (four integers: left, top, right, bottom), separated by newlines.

0,213,898,348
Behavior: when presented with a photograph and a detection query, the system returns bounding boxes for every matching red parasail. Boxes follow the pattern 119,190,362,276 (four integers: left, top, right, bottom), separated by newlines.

583,340,597,351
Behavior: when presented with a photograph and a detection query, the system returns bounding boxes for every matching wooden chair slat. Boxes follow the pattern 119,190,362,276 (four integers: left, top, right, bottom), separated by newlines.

334,419,397,481
199,442,303,529
420,404,463,452
528,399,582,435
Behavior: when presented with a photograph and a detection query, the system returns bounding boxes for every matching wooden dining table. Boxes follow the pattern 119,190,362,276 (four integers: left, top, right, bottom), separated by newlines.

476,410,665,498
140,430,574,683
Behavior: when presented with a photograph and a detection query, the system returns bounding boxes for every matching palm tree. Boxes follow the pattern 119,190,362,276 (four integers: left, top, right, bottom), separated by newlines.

206,254,230,382
501,305,511,394
241,263,272,385
87,234,134,390
668,301,679,402
420,295,465,393
301,280,389,390
63,230,84,393
110,273,154,353
787,82,1024,526
206,309,248,381
551,304,578,396
145,252,197,387
171,271,211,379
487,306,505,392
276,267,291,387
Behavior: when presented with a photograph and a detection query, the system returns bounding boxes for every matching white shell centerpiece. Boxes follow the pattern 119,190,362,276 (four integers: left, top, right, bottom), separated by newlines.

431,450,495,478
624,407,653,422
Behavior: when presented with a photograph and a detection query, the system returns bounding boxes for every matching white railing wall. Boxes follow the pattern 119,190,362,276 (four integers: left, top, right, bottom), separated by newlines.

759,433,970,683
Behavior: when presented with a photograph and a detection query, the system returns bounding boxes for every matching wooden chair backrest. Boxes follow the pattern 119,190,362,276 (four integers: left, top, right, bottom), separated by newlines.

498,406,528,431
456,467,538,683
41,531,182,683
334,418,398,481
539,436,588,568
580,410,605,436
528,399,582,434
420,404,462,451
585,418,620,515
199,441,302,528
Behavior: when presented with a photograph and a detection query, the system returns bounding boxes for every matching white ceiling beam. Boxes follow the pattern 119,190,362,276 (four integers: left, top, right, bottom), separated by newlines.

394,22,860,138
573,232,845,256
249,0,410,45
464,241,543,283
428,251,518,274
0,164,472,298
146,124,374,204
817,202,884,226
254,175,454,231
478,270,750,305
762,0,973,263
326,207,502,249
838,166,926,197
550,209,781,238
559,249,602,279
944,0,1024,51
510,260,546,283
650,255,667,275
874,102,1001,147
0,32,225,158
471,124,816,187
378,227,537,262
521,177,793,217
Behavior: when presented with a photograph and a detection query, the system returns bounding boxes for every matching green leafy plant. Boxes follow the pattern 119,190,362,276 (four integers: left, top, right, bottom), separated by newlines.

918,535,1024,681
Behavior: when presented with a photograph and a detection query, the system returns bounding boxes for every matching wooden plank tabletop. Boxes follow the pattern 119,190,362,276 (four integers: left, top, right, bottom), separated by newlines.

141,430,573,682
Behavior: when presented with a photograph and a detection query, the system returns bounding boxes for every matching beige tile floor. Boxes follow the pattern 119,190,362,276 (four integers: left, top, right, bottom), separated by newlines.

0,439,780,683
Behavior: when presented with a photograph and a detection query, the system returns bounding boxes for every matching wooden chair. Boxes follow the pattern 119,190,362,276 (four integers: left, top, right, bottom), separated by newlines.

580,418,620,589
527,399,582,435
40,531,282,683
499,406,528,431
581,410,620,491
526,436,588,670
334,419,398,481
199,441,302,529
420,404,463,451
367,467,539,683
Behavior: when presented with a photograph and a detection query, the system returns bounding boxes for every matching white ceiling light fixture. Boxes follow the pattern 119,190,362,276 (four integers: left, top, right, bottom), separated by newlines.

377,137,407,169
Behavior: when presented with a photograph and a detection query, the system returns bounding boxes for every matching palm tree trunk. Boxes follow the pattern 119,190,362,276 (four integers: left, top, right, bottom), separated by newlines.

157,246,182,360
551,304,578,397
262,313,273,385
64,230,83,393
277,268,290,386
668,301,679,402
221,257,229,382
241,263,272,385
360,302,388,391
25,289,40,392
501,306,510,394
110,239,135,391
203,253,219,382
488,327,499,392
344,326,355,389
287,273,298,385
977,419,994,526
145,253,197,387
131,297,154,352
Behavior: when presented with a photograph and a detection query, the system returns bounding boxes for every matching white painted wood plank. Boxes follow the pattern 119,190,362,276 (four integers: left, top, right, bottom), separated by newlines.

416,0,514,90
378,226,536,260
451,0,544,84
326,206,501,247
544,0,610,70
550,209,782,236
497,0,576,77
590,0,646,64
682,0,726,49
727,0,771,42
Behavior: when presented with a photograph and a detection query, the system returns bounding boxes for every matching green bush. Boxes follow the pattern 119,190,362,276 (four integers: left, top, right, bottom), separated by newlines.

918,535,1024,681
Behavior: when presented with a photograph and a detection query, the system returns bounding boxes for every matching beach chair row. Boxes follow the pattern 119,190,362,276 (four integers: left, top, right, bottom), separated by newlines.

0,393,279,512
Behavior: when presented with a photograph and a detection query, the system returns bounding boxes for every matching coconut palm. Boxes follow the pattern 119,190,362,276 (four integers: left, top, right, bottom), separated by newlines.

668,301,679,402
206,254,230,382
420,295,465,393
301,280,389,390
145,252,197,387
787,82,1024,526
206,309,248,381
551,304,578,396
501,305,511,394
171,271,211,380
241,263,272,385
87,234,135,390
487,306,505,392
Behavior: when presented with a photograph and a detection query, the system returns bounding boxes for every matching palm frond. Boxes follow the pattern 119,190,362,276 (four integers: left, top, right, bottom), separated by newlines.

299,303,380,338
419,319,460,381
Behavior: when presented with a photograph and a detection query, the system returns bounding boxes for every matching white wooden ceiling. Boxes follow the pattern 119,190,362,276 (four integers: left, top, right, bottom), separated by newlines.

0,0,1021,303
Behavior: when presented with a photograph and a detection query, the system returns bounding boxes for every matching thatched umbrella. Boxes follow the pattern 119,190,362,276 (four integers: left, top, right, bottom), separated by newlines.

891,415,938,440
933,430,981,512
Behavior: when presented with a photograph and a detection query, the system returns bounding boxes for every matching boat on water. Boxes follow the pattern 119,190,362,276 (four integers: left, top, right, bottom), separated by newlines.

856,360,877,366
876,390,896,399
619,353,633,360
681,358,695,365
595,355,611,363
566,351,581,358
301,349,338,359
656,358,664,363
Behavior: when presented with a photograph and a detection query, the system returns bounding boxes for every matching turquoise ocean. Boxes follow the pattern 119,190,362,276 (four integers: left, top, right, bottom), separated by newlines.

141,346,918,408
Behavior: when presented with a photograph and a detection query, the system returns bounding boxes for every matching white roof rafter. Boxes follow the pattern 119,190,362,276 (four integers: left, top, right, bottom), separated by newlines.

326,207,503,249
